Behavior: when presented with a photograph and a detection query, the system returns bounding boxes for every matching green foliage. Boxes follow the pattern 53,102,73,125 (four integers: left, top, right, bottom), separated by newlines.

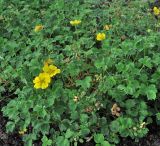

94,134,111,146
1,0,160,146
42,135,52,146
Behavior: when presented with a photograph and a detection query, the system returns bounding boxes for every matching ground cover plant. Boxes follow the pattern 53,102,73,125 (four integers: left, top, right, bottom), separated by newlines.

0,0,160,146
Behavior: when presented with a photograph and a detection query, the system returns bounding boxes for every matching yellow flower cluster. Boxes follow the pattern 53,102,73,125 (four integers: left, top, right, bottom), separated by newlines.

33,59,60,89
96,24,112,41
96,33,106,41
69,19,106,41
33,73,51,89
153,7,160,16
33,20,113,42
70,20,81,26
19,128,27,135
43,64,60,77
34,24,44,32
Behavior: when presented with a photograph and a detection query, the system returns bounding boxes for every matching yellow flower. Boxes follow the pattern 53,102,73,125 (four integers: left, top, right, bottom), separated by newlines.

19,128,27,135
33,73,51,89
70,20,81,26
34,25,44,32
153,7,160,16
43,64,60,77
44,58,53,66
96,33,106,41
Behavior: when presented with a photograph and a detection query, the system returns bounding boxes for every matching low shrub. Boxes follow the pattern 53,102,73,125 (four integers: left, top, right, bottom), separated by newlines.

1,0,160,146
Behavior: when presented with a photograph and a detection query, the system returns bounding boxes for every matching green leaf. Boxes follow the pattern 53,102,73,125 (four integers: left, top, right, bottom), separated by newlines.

139,56,152,69
80,114,89,123
80,127,90,136
62,139,70,146
125,118,133,128
69,101,77,111
146,85,157,100
70,111,79,120
94,134,104,144
56,136,64,146
56,136,69,146
65,129,74,139
33,105,47,118
101,141,111,146
6,121,15,132
125,99,136,108
76,76,92,89
156,113,160,121
110,120,120,132
42,135,52,146
23,134,36,146
94,58,105,69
